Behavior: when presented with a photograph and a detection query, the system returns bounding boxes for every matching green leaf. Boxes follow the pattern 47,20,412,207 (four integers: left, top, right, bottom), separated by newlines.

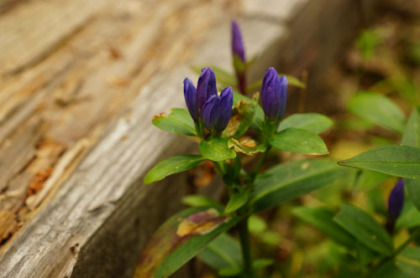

233,91,264,129
338,145,420,179
402,107,420,148
356,29,381,59
278,113,333,134
198,233,242,271
348,92,405,133
218,267,241,277
200,138,236,162
135,207,238,278
182,195,223,210
405,178,420,213
153,108,196,136
270,128,329,155
252,258,274,269
396,200,420,229
144,155,205,184
225,189,248,214
216,259,274,277
353,170,389,191
192,66,236,89
248,215,267,235
233,55,246,73
247,74,306,92
333,204,393,255
355,240,380,266
366,187,387,216
293,207,355,248
370,247,420,278
251,159,350,212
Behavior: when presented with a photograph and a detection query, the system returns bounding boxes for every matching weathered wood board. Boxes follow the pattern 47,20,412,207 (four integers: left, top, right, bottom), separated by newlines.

0,0,392,277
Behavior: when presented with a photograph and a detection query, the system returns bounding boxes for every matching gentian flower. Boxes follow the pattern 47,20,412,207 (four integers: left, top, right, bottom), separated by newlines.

231,21,245,63
183,78,199,122
197,67,217,113
183,67,233,137
261,67,287,125
231,21,247,95
202,87,233,133
388,178,405,221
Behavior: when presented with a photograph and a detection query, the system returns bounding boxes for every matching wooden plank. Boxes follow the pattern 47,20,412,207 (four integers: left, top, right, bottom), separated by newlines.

0,0,391,277
0,0,237,239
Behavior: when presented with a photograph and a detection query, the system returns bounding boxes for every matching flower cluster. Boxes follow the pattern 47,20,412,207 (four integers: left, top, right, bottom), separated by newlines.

184,67,233,137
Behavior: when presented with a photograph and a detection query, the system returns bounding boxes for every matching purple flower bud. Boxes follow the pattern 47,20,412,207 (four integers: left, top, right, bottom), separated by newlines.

197,67,217,112
202,86,233,133
388,178,405,221
231,21,245,63
202,95,219,130
183,78,199,122
215,87,233,132
261,67,287,123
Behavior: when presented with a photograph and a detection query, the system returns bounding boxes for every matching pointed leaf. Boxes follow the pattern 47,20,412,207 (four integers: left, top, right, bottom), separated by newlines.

348,92,405,133
198,233,242,271
333,204,393,255
402,107,420,148
153,108,196,136
144,155,205,184
135,207,238,278
252,258,274,269
182,195,223,210
278,113,333,134
233,55,246,73
251,159,350,212
200,138,236,162
293,207,355,248
225,190,248,214
270,128,329,155
405,178,420,213
338,145,420,179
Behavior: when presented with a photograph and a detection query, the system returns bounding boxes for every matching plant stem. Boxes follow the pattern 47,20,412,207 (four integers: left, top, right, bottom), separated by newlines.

367,227,420,276
238,215,254,277
250,146,271,185
391,227,420,257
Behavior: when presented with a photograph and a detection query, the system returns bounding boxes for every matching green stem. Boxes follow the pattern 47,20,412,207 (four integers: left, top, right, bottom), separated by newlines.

391,228,420,257
367,227,420,276
238,215,254,277
214,161,225,177
250,146,271,185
